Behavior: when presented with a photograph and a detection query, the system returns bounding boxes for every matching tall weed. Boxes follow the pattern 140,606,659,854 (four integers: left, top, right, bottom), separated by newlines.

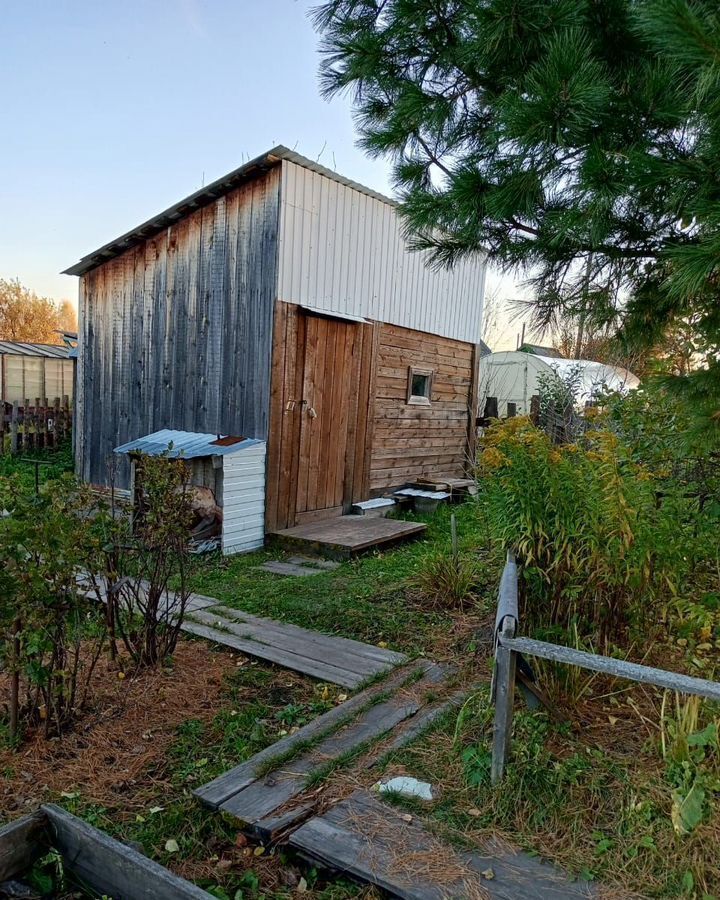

477,417,693,643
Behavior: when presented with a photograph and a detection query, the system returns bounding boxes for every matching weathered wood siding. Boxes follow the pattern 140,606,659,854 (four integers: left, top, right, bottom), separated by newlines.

277,160,486,343
370,323,476,492
76,168,281,488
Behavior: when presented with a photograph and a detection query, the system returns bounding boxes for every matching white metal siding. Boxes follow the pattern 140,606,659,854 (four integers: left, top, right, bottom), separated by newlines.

277,161,486,343
221,442,266,555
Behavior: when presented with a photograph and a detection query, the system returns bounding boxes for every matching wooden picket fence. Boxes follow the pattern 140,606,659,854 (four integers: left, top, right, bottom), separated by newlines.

1,397,72,455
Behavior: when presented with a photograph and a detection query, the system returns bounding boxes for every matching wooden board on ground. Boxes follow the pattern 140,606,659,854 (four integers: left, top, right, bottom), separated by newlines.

289,790,600,900
183,603,406,688
195,662,431,809
270,517,427,559
0,806,213,899
196,662,455,842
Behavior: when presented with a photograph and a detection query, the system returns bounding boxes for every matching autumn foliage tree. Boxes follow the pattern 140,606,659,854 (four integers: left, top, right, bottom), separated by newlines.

0,278,77,344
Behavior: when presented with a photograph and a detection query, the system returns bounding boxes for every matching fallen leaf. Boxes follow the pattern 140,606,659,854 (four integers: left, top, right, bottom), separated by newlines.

467,807,482,817
400,813,413,823
481,868,495,880
149,806,164,815
235,833,248,848
165,839,180,853
378,641,388,649
608,716,618,726
337,694,348,702
253,845,265,856
60,791,79,800
297,877,308,893
117,671,126,680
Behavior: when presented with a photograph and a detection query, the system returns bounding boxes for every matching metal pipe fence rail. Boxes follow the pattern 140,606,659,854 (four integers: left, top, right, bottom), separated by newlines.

490,551,720,785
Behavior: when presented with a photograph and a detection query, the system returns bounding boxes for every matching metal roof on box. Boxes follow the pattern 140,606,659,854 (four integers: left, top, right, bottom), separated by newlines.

0,341,71,359
63,146,396,277
114,429,262,459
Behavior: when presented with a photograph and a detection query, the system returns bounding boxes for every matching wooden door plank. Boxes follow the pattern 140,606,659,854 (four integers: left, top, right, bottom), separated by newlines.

343,323,364,510
331,324,351,507
265,302,288,532
307,316,330,512
296,314,318,515
277,304,298,530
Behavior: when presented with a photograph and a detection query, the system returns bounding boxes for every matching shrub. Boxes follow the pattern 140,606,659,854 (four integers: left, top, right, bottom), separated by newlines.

91,454,195,668
0,477,106,742
477,417,693,643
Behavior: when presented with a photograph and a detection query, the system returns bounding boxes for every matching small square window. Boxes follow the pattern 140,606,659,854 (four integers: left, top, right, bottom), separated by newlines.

407,366,433,405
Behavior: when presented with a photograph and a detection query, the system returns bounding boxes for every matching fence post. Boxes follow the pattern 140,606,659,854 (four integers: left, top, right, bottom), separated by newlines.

62,395,70,444
529,395,540,425
491,614,517,785
10,401,19,454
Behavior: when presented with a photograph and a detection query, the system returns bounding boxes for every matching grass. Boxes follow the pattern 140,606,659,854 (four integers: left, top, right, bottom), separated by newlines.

186,502,499,655
380,685,720,898
49,662,369,899
0,439,73,494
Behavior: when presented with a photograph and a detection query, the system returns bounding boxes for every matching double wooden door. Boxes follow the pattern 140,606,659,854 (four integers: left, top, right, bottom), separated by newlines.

266,305,376,531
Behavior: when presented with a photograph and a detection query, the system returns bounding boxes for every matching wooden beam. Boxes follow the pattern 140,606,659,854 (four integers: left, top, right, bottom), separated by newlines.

491,615,517,786
43,804,212,899
500,635,720,703
0,810,49,882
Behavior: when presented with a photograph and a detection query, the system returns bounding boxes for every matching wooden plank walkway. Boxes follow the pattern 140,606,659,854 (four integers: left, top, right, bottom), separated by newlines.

81,573,406,689
195,661,457,841
270,517,427,559
290,791,600,900
183,603,406,688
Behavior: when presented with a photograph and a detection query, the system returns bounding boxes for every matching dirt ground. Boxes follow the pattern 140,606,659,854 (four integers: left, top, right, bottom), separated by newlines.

0,640,237,818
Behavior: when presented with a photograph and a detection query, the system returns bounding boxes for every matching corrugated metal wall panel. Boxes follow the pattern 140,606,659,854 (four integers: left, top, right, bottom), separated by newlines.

76,168,281,488
221,442,266,555
277,161,486,343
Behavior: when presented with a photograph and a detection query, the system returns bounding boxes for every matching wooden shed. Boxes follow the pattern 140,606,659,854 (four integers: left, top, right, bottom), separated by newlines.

114,429,266,555
0,341,75,405
64,146,486,539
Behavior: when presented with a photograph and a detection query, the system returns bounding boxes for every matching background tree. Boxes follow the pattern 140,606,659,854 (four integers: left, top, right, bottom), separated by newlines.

314,0,720,441
0,278,77,344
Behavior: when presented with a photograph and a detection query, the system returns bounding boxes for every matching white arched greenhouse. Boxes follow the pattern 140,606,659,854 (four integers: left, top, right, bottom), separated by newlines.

478,351,640,418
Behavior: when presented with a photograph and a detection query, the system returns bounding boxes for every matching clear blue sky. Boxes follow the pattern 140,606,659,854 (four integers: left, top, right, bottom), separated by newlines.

0,0,396,300
0,0,521,345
